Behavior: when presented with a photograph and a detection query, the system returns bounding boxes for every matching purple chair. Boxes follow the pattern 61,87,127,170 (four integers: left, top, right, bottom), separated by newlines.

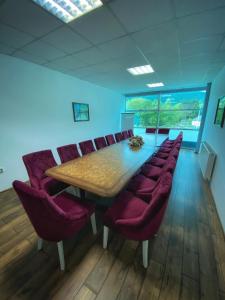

128,129,134,137
122,130,129,139
79,140,95,155
13,180,97,271
94,137,107,150
158,128,170,134
142,157,176,179
115,132,124,143
23,150,68,196
57,144,80,163
103,172,172,268
105,134,116,146
146,128,156,134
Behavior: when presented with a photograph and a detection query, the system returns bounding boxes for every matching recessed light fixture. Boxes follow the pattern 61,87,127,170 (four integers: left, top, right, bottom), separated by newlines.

147,82,164,88
32,0,103,23
127,64,154,75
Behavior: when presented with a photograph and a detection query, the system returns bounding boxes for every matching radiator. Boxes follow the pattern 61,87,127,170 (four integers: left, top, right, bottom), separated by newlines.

198,142,216,181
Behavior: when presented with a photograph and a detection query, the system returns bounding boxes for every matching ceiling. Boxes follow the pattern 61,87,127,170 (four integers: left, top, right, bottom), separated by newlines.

1,0,225,94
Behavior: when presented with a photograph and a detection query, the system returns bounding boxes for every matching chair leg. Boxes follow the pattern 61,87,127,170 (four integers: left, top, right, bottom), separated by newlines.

142,240,149,268
57,241,65,271
90,213,97,235
37,238,43,251
103,226,109,249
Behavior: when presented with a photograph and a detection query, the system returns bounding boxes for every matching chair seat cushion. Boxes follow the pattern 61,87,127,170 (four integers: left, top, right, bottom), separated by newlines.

103,191,147,228
53,192,95,218
159,147,172,153
141,164,163,179
40,177,69,196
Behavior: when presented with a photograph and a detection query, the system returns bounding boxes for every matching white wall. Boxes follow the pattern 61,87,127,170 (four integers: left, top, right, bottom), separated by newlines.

0,54,123,191
203,66,225,230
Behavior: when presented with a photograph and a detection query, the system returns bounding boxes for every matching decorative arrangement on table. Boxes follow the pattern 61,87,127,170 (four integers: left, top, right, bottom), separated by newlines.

128,135,144,150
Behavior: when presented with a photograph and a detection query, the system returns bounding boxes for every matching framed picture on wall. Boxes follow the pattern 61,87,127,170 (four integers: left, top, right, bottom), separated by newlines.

72,102,89,122
214,97,225,127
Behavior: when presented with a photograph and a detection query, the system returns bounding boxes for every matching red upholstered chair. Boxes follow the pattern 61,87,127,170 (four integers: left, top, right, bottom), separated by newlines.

13,180,97,271
142,157,176,180
94,137,107,150
79,140,95,155
122,130,129,139
115,132,124,142
23,150,68,196
105,134,116,146
57,144,80,163
146,128,156,134
103,172,172,268
158,128,170,134
128,129,134,137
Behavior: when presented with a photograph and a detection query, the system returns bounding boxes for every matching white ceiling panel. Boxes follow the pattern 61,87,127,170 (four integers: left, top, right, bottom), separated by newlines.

174,0,225,17
109,0,174,33
180,36,224,58
178,8,225,42
41,26,91,54
71,47,109,65
132,21,179,58
13,50,48,65
69,6,126,45
50,54,88,70
0,0,62,37
0,42,15,55
21,40,66,61
98,36,140,60
0,23,34,49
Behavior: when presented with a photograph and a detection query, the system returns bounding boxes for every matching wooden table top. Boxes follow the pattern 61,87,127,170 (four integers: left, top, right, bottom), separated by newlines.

46,140,155,197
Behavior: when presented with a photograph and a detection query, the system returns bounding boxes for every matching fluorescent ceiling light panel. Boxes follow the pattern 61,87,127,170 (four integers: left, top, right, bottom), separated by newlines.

127,64,154,75
147,82,164,88
32,0,103,23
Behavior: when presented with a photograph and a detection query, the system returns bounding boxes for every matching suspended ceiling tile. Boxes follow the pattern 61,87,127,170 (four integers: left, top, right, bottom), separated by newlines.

41,26,91,54
21,40,66,61
174,0,225,17
0,0,62,37
0,42,16,55
13,50,48,65
98,36,140,60
0,23,34,49
109,0,174,32
179,35,224,58
69,6,126,45
177,8,225,42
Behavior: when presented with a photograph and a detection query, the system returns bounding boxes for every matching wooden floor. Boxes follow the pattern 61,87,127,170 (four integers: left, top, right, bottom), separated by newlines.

0,149,225,300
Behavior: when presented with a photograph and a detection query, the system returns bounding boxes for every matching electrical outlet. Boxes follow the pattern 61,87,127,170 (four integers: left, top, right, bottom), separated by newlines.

0,168,4,174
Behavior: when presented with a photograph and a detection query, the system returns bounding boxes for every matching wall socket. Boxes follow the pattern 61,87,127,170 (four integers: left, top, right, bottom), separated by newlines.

0,168,4,174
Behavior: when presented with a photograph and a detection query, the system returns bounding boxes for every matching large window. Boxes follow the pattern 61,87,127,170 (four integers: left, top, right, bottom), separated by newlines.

126,89,206,130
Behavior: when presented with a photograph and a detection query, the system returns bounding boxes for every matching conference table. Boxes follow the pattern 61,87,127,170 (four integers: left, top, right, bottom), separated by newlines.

46,140,155,198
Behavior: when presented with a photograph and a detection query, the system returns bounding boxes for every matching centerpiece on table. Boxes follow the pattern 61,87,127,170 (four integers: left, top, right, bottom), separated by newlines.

128,135,144,149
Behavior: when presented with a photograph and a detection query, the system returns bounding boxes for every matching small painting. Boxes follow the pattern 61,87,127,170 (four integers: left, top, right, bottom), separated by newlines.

214,97,225,128
72,102,89,122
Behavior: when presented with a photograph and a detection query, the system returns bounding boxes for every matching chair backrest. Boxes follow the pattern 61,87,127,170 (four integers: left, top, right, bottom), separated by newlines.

158,128,170,134
105,134,116,146
146,128,156,134
79,140,95,155
128,129,134,137
13,180,67,241
115,132,124,142
23,150,57,189
57,144,80,163
122,131,129,139
94,137,107,150
143,172,172,221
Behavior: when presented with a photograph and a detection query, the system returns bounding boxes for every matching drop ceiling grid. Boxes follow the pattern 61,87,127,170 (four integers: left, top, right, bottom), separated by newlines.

0,0,224,92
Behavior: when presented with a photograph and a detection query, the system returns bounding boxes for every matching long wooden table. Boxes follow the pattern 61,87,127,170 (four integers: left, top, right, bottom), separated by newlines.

46,140,155,198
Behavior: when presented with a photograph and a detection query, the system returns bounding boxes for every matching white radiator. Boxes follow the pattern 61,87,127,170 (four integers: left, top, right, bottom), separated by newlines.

198,142,216,181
